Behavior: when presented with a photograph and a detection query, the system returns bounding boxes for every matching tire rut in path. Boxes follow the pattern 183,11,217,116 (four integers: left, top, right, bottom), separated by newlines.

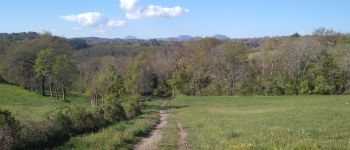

176,120,190,150
134,103,169,150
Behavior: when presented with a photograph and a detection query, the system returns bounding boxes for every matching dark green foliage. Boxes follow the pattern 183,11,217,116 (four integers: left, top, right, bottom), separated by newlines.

124,97,142,119
291,32,301,38
169,69,190,95
267,81,286,96
68,39,91,50
0,109,21,150
153,80,172,97
306,50,344,94
1,30,350,97
240,72,264,96
0,32,39,41
337,35,350,45
13,101,129,149
126,51,157,96
98,65,126,98
53,54,79,100
0,75,7,83
98,96,127,123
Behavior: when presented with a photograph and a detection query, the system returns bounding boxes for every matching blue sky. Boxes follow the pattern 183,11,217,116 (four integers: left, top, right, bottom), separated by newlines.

1,0,350,38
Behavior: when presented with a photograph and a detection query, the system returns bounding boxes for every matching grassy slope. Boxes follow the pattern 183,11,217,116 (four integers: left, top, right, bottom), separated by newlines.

171,96,350,150
56,98,163,150
0,83,89,122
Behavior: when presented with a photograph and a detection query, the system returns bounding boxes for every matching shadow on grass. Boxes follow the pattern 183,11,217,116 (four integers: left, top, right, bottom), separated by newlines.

165,105,189,110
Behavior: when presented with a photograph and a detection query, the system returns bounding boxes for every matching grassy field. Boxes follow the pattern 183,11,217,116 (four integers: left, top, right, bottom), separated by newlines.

2,83,350,149
56,98,163,150
170,96,350,150
0,83,90,122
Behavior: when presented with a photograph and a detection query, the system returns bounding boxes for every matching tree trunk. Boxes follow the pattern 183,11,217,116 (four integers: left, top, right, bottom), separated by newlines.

49,81,53,99
90,89,98,106
41,77,45,96
193,78,196,96
61,83,66,101
55,82,59,99
230,75,235,96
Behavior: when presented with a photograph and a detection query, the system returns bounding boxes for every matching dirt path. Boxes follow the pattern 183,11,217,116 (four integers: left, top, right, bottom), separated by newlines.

134,101,191,150
176,120,190,150
134,106,169,150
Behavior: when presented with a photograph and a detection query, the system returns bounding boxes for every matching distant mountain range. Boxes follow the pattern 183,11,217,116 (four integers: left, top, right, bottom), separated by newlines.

73,34,269,48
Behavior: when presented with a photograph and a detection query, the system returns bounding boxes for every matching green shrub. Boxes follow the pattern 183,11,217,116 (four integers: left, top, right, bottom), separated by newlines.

0,109,21,150
64,107,96,133
99,96,127,123
19,106,99,149
0,97,147,149
19,121,55,149
153,81,172,97
124,98,142,119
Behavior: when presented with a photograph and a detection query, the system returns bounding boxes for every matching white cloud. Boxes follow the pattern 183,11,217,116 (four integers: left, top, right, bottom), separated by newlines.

120,0,190,20
120,0,138,10
126,5,189,20
60,12,103,26
60,0,189,32
60,12,125,31
106,19,126,28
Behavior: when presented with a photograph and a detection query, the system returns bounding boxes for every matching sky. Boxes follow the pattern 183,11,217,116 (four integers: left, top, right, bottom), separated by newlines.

1,0,350,39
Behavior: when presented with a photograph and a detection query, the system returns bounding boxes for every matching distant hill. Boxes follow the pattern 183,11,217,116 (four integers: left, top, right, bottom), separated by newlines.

71,34,269,47
77,37,114,44
176,35,194,41
213,34,231,40
124,35,138,40
0,32,40,41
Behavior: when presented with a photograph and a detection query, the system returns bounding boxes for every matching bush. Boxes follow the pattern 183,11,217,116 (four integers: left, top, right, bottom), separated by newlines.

99,96,127,123
19,106,101,149
124,98,142,119
153,81,172,97
0,109,21,150
0,97,146,149
64,107,96,133
19,121,57,149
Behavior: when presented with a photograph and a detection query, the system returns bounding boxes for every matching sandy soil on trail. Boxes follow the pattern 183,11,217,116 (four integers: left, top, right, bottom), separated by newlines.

134,101,191,150
134,109,169,150
176,121,190,150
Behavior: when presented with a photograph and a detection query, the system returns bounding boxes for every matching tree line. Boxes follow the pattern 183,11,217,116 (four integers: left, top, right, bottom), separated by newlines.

0,28,350,102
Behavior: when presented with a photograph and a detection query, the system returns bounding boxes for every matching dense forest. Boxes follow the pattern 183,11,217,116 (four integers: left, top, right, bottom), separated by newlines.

0,28,350,101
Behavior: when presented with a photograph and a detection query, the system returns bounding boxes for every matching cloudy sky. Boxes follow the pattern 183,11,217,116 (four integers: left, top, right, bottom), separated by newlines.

1,0,350,38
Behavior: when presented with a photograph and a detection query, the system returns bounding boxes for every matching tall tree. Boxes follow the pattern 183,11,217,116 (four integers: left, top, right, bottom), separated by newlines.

126,51,157,96
53,54,79,101
34,49,56,97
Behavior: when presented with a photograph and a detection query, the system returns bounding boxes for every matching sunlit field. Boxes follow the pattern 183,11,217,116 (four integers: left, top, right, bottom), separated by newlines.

170,96,350,149
0,84,89,122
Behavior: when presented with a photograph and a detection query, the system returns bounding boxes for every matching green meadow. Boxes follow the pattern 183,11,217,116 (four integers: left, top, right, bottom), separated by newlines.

2,83,350,149
168,96,350,150
0,84,89,122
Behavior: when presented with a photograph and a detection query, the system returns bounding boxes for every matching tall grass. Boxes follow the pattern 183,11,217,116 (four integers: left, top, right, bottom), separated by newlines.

170,96,350,149
56,99,163,150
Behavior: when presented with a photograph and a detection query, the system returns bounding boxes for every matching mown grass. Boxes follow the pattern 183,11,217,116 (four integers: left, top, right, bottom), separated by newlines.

0,84,90,122
171,96,350,150
56,98,163,150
